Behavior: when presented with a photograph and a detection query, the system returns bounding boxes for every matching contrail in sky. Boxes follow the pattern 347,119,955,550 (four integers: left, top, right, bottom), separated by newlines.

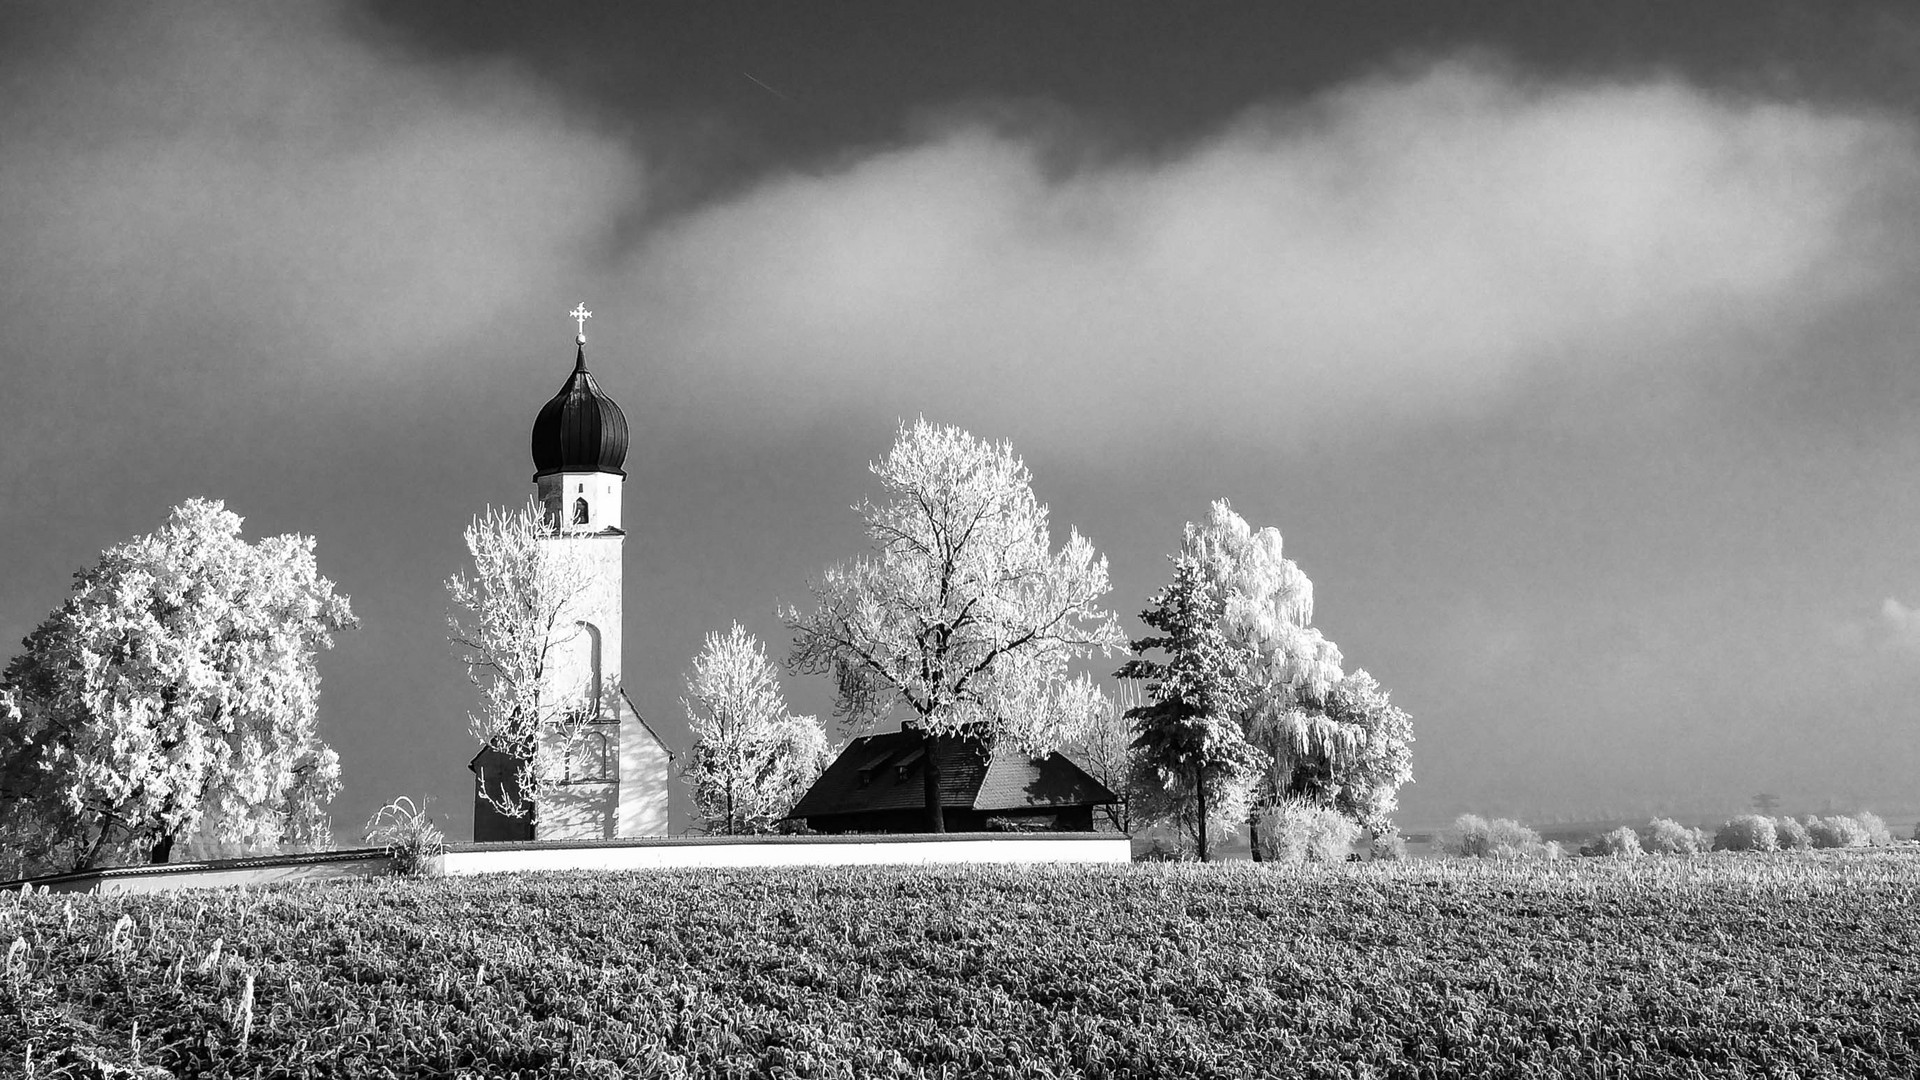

743,71,796,103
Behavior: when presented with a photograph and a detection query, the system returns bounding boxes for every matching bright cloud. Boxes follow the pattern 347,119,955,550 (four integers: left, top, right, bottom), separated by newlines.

623,62,1917,448
3,7,1912,461
3,0,1914,559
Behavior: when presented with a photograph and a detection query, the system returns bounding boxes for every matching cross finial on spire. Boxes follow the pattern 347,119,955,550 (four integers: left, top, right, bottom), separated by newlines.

570,302,592,339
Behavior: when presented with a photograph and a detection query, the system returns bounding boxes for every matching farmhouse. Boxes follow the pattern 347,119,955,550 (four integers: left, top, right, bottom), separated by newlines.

468,319,673,842
789,729,1117,833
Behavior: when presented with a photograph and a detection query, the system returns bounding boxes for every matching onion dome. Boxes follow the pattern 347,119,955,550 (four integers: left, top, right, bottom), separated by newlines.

531,338,628,478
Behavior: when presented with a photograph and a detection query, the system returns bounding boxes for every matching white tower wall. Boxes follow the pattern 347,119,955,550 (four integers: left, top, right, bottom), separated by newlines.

537,471,624,537
529,469,671,840
531,528,623,841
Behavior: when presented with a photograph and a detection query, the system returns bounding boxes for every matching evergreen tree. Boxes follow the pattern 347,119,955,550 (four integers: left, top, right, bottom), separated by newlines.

1117,555,1262,861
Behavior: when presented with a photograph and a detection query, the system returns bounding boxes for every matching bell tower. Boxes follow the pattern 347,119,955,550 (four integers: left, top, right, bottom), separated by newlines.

480,302,670,841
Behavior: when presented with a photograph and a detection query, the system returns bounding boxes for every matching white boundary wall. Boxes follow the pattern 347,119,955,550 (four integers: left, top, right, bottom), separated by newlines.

9,835,1132,894
437,834,1130,875
9,850,394,895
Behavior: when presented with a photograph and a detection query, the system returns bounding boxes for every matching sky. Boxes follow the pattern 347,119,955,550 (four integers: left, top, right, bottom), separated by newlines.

3,0,1919,838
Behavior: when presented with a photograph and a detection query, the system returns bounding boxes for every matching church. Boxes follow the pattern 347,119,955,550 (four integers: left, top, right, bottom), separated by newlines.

468,311,673,842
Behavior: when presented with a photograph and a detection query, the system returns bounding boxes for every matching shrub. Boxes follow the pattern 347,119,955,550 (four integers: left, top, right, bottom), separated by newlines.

1645,818,1709,855
1807,815,1868,850
365,797,445,877
1368,826,1407,862
983,816,1051,833
1580,826,1643,858
1254,800,1361,866
1714,815,1778,852
1855,812,1894,848
1773,817,1811,851
1134,836,1186,862
1443,815,1560,860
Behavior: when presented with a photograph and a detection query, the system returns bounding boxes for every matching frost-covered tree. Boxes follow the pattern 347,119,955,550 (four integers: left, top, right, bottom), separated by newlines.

1060,678,1138,833
446,499,601,821
1285,670,1415,834
1120,501,1415,855
785,419,1126,831
683,623,833,834
1117,555,1261,861
1185,501,1413,841
0,499,354,875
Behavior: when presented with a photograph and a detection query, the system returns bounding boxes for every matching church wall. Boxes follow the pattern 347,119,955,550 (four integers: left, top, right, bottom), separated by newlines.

527,489,630,842
541,781,617,840
530,717,621,840
471,748,536,843
617,717,671,837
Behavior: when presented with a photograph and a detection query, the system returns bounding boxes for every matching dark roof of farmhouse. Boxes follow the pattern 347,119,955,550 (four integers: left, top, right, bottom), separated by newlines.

788,729,1116,820
531,341,629,479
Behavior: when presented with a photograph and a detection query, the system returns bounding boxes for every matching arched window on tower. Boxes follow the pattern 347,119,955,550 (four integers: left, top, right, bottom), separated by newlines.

575,622,603,718
573,497,589,525
558,620,611,785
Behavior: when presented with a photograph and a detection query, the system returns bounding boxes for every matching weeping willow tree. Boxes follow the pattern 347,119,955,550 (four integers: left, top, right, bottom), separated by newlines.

1128,501,1414,855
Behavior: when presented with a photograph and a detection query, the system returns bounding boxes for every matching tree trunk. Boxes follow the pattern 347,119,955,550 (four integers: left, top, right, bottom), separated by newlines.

922,728,945,833
1195,769,1210,862
76,815,116,872
149,832,175,865
1248,810,1263,863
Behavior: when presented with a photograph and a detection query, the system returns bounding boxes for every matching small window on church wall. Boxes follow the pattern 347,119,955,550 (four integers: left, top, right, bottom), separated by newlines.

573,497,589,524
563,730,613,784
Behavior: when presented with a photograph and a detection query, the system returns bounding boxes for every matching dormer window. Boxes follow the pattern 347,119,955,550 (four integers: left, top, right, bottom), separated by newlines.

573,497,589,525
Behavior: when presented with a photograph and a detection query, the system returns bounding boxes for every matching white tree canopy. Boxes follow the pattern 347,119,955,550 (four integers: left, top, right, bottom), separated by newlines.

682,623,832,834
1183,500,1412,831
446,498,601,819
1320,669,1415,831
0,499,354,875
785,418,1126,829
1187,500,1345,703
1121,500,1415,850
